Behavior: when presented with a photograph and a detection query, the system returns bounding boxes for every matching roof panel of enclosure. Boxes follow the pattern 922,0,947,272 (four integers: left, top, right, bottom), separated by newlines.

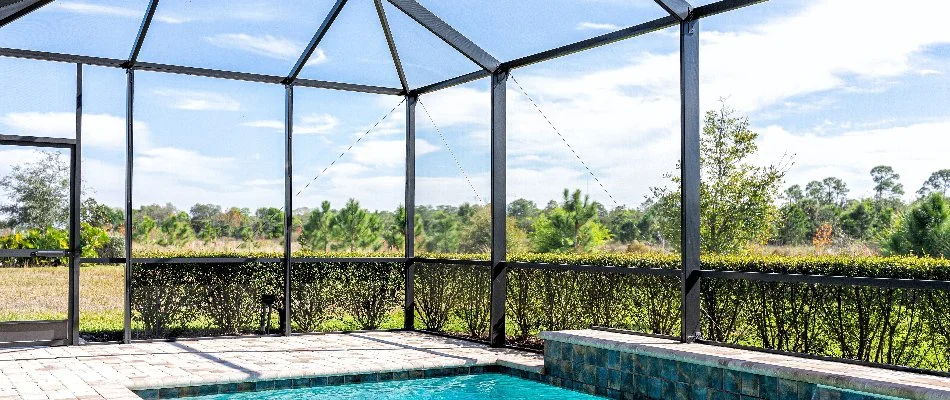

136,0,337,76
0,0,765,94
0,0,151,58
413,0,670,63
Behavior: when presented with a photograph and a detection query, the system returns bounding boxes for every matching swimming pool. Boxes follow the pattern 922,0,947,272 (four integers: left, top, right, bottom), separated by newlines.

174,373,601,399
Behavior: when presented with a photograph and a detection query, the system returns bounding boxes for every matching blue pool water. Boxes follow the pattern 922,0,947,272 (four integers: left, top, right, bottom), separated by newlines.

184,374,602,400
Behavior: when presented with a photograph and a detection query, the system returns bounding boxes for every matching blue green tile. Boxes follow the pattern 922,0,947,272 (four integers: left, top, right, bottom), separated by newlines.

724,370,741,393
739,372,759,397
647,376,663,399
760,375,778,398
708,367,724,390
675,382,691,400
608,369,623,390
662,379,676,400
643,356,659,377
597,367,609,387
607,350,622,370
623,353,639,373
661,359,679,381
621,372,634,393
690,363,709,388
818,386,843,400
691,386,708,400
778,378,798,400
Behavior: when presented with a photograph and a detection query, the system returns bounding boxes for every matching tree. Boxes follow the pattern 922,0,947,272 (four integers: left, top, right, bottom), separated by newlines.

331,199,381,252
604,206,644,244
380,205,424,251
421,208,460,253
0,151,69,230
299,201,335,252
81,198,123,232
885,193,950,257
806,177,849,207
508,199,540,233
918,169,950,198
189,203,222,236
133,215,157,243
652,101,785,254
158,211,194,246
532,189,610,253
871,166,904,201
776,203,810,245
253,207,284,239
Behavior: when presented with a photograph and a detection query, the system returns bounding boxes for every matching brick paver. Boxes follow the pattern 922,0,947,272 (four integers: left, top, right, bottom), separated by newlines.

0,332,543,399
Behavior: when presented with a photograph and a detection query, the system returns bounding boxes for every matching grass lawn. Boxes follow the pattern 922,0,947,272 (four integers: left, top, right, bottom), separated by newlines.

0,264,125,338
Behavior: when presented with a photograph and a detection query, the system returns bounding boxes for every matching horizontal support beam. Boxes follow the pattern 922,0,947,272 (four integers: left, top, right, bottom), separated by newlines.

700,270,950,291
503,15,679,70
79,257,411,264
0,134,76,148
0,249,68,258
293,257,408,263
386,0,500,72
0,47,125,68
411,69,489,95
129,257,283,264
294,78,404,95
508,261,681,277
0,47,404,95
413,257,491,266
80,258,126,264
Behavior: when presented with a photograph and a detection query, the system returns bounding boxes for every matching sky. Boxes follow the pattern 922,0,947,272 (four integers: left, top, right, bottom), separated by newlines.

0,0,948,213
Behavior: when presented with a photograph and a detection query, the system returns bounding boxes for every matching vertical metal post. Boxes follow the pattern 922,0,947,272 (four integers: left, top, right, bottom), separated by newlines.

67,63,82,345
488,70,508,347
283,84,294,336
123,68,134,344
679,18,701,342
403,94,417,330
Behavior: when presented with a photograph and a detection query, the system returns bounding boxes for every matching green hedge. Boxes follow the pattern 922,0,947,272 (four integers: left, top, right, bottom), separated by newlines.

117,251,950,372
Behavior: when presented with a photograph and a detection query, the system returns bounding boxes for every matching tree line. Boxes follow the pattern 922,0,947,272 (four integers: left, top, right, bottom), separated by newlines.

2,101,949,258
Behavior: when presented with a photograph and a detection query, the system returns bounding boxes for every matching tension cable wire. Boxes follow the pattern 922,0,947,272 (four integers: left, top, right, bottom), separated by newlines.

418,98,485,205
294,97,406,198
509,73,620,207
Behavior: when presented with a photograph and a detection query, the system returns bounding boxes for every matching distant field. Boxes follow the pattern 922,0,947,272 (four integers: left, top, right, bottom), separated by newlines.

0,264,125,336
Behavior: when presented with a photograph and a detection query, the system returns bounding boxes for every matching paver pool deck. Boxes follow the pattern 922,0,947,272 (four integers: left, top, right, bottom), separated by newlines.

0,331,543,400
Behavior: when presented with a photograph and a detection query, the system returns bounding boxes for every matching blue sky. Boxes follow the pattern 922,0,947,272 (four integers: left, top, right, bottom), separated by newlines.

0,0,948,212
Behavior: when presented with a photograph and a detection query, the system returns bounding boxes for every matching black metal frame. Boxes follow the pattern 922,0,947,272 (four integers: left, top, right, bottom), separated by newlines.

0,0,805,354
0,76,80,345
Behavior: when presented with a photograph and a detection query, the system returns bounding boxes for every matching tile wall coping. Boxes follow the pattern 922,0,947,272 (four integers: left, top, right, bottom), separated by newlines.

539,329,950,400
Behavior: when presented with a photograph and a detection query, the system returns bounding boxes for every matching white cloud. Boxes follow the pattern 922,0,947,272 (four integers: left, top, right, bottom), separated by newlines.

243,120,284,130
135,147,237,186
576,22,620,31
349,139,438,168
152,89,241,111
52,1,140,18
297,114,339,135
204,33,304,61
305,48,329,66
52,1,190,23
755,121,950,201
0,112,150,150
